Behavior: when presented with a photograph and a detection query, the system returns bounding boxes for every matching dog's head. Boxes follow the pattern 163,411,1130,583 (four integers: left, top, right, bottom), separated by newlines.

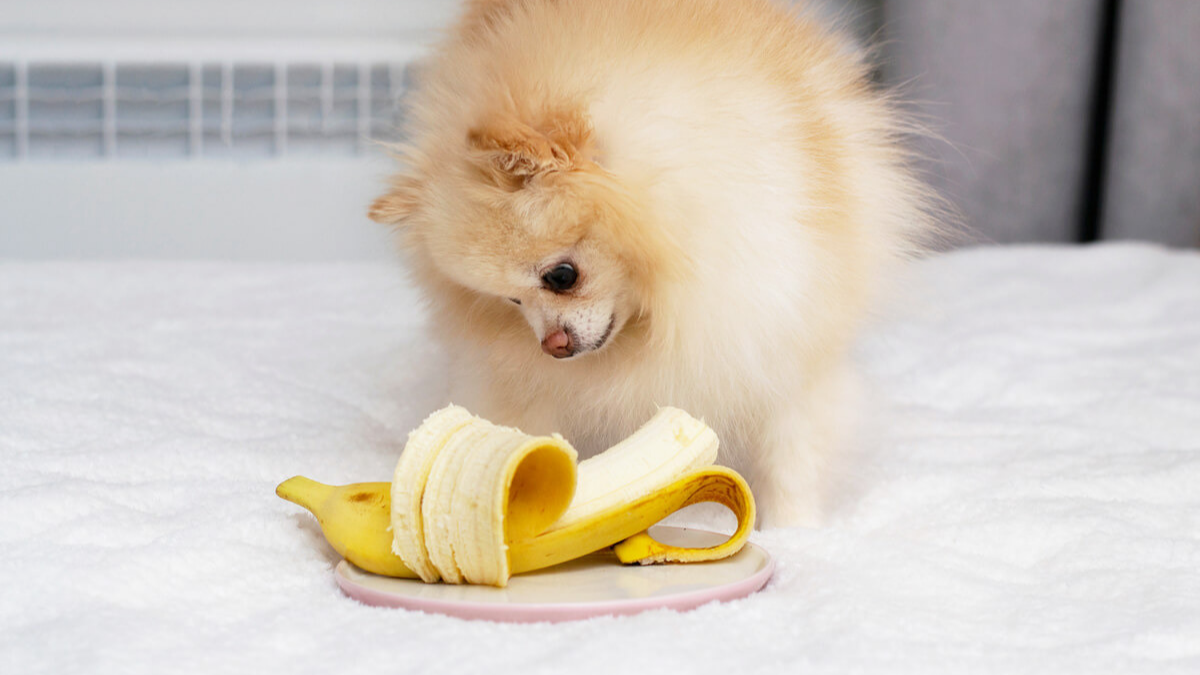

370,110,682,360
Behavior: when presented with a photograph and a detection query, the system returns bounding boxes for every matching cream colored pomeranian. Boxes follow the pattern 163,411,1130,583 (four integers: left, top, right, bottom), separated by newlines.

370,0,933,527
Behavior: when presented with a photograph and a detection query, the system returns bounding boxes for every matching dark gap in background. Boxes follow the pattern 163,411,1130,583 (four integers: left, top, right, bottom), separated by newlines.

1078,0,1122,243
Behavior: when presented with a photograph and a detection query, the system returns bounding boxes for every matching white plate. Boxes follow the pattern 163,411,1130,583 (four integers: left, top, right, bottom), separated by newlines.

335,526,774,622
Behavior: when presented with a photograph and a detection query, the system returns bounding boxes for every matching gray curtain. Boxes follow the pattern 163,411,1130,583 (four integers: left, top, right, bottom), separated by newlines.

1100,1,1200,247
818,0,1200,248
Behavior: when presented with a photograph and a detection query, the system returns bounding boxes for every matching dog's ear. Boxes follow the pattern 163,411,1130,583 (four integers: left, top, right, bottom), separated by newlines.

369,174,421,225
468,111,592,185
468,118,570,182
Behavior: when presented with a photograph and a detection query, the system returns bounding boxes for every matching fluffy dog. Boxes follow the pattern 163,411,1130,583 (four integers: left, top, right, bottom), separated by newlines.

370,0,933,527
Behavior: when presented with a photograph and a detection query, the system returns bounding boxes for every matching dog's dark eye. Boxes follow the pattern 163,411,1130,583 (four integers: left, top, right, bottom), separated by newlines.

542,263,578,293
508,298,521,305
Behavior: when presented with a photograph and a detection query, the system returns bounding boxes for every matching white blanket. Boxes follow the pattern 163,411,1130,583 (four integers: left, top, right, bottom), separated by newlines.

2,244,1198,674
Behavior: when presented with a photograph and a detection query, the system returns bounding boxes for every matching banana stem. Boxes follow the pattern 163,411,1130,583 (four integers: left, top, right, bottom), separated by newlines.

276,475,333,513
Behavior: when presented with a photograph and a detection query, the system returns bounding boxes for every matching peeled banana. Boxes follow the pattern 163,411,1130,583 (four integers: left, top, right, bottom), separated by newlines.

277,406,755,587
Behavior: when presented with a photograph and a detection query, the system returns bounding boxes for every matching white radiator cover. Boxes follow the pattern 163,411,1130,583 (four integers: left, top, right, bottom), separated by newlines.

0,38,423,161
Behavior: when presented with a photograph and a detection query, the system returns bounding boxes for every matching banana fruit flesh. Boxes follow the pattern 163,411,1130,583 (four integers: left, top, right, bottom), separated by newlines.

277,406,756,587
392,406,580,585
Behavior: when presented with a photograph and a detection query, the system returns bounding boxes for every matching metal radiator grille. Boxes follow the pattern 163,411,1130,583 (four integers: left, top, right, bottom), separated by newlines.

0,60,409,160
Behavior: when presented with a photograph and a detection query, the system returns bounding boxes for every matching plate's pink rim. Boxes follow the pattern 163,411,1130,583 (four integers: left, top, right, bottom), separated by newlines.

334,542,775,623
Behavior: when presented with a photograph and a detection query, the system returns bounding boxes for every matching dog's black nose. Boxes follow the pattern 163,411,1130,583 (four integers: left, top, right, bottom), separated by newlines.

541,329,574,358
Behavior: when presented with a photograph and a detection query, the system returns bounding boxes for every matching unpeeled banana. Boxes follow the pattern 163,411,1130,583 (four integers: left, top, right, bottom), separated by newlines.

277,406,755,587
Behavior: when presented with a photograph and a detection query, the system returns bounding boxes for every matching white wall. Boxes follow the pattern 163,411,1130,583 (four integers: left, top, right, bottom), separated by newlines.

2,0,874,38
1,0,458,38
0,161,399,260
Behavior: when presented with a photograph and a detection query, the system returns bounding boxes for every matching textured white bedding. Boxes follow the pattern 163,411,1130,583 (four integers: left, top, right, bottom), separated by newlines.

2,244,1198,674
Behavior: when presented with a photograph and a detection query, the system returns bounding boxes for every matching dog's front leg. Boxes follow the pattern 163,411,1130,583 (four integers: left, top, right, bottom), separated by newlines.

748,367,854,529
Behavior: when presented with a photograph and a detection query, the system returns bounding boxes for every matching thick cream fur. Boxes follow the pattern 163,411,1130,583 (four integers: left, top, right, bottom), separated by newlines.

371,0,934,527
